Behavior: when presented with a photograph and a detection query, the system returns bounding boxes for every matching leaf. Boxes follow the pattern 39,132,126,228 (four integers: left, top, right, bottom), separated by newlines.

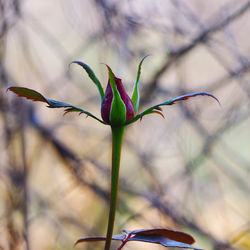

70,61,104,102
139,109,165,121
74,234,125,246
126,91,219,125
122,229,200,249
124,228,195,244
131,55,149,114
155,92,220,107
7,87,106,124
7,87,48,103
74,228,201,249
128,234,201,249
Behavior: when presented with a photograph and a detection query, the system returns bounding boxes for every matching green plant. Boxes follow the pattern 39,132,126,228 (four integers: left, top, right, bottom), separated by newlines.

8,57,219,250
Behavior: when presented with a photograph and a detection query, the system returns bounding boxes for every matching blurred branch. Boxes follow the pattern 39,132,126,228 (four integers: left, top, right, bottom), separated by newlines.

0,0,21,39
28,106,110,202
140,192,233,250
26,106,235,249
142,0,250,103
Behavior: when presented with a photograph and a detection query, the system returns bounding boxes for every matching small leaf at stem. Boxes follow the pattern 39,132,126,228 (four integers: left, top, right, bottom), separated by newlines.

148,110,165,119
70,61,104,102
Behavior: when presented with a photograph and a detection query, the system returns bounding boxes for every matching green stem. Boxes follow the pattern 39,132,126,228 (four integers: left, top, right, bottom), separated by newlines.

105,125,125,250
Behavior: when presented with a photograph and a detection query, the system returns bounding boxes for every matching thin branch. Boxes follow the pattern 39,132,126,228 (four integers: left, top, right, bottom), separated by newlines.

141,1,250,103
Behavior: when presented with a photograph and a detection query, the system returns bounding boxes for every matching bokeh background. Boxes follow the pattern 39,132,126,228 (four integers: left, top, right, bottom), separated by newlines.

1,0,250,249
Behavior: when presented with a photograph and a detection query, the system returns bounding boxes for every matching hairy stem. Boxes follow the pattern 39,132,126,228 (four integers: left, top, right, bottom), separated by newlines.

105,126,125,250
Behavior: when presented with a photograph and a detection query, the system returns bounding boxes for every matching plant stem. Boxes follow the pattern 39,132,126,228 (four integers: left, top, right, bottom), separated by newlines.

105,125,125,250
20,103,30,250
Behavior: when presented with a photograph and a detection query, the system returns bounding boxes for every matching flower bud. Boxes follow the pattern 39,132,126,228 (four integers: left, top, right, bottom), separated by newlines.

101,71,134,125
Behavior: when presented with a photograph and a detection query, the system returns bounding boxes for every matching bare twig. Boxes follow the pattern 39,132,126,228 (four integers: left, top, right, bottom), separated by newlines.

141,1,250,103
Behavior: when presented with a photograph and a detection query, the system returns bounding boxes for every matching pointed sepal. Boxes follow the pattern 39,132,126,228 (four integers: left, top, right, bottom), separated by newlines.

70,61,104,102
131,55,148,114
105,65,127,125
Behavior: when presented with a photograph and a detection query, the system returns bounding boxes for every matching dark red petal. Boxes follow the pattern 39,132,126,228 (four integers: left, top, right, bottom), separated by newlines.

101,76,135,124
101,82,113,123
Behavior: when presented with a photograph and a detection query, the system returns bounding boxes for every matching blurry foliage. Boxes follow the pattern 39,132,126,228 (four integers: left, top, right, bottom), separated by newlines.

0,0,250,249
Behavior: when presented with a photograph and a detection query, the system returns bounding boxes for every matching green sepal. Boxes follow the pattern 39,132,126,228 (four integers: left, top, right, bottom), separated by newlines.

106,65,127,125
71,61,104,103
7,87,107,124
131,56,148,114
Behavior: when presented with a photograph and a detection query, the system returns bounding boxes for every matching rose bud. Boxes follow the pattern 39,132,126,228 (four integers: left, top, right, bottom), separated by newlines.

101,66,135,125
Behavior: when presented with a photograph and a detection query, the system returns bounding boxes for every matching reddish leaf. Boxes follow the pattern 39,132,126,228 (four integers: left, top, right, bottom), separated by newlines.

74,229,200,249
127,234,201,249
154,106,163,111
124,228,195,244
139,110,165,121
7,87,47,103
151,110,165,119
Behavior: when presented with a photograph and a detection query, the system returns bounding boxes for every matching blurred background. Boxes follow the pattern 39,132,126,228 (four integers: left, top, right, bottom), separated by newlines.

1,0,250,249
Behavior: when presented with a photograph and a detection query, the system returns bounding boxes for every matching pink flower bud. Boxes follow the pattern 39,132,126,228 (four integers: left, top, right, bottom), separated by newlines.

101,75,134,125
